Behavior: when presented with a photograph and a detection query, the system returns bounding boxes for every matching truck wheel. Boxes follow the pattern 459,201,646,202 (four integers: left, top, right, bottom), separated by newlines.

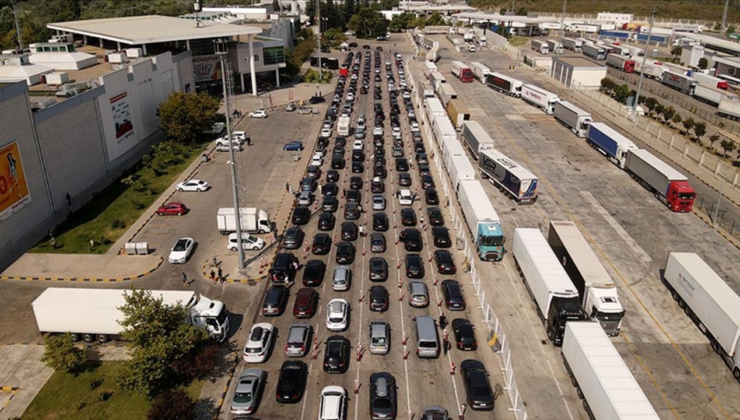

711,339,721,354
69,333,80,342
678,299,686,310
547,329,555,343
576,386,584,399
230,247,238,251
83,333,95,342
684,305,692,317
671,290,680,302
97,334,109,343
734,368,740,382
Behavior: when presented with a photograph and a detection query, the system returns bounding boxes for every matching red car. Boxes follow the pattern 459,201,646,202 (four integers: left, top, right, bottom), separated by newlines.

157,202,188,216
293,287,318,318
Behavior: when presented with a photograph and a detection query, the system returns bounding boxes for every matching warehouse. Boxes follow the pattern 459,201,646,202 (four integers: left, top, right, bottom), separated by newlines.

550,56,606,89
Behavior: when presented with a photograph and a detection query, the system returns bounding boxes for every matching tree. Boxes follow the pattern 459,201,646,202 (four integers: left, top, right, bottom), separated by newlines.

117,289,209,396
343,0,356,24
147,389,196,420
348,7,387,39
426,12,446,26
158,92,220,144
273,0,280,14
727,25,737,38
698,57,708,70
306,0,317,25
683,117,696,135
613,84,630,103
643,97,658,116
671,113,683,128
709,134,720,149
389,12,415,32
671,45,683,59
721,139,737,157
693,121,707,142
42,333,86,374
661,106,676,125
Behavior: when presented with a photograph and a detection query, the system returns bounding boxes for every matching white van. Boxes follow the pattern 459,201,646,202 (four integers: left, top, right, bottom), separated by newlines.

414,316,440,358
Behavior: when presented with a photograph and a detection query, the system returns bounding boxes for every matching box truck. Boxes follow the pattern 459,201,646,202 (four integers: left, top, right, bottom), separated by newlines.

479,149,538,204
561,37,582,53
586,122,638,168
424,61,438,78
693,84,739,107
547,221,624,336
624,148,696,212
430,70,447,91
691,72,729,90
447,99,470,129
717,98,740,120
553,101,593,138
512,229,588,346
461,121,495,159
664,253,740,381
337,115,351,136
426,97,447,122
217,207,272,234
521,84,560,114
438,83,458,108
531,39,549,54
546,39,563,54
450,60,474,83
661,70,697,95
562,322,661,419
32,288,230,343
582,43,606,60
458,180,505,261
448,154,476,190
486,72,523,97
469,61,490,83
606,53,636,72
635,60,665,80
477,34,487,47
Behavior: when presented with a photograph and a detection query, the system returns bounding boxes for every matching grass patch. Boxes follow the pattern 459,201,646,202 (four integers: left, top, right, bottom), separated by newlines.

30,141,207,254
302,67,334,84
509,36,528,47
22,361,204,420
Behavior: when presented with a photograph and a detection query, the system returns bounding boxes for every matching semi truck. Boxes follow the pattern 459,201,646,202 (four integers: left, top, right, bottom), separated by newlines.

586,122,638,168
477,34,487,47
429,70,447,91
448,154,476,190
624,148,696,212
424,61,438,78
32,288,231,343
663,253,740,381
717,98,740,120
486,72,523,97
546,39,563,54
635,60,665,80
217,207,272,234
552,101,592,138
582,43,606,60
562,322,660,419
692,84,739,107
450,60,474,83
437,83,457,108
512,228,589,346
566,23,600,33
521,84,560,114
531,39,549,54
447,99,470,129
691,72,729,90
547,221,624,336
458,179,505,261
479,149,538,204
432,114,457,148
661,70,697,95
606,53,636,72
337,115,351,136
461,120,495,159
463,31,475,42
425,97,447,121
469,62,490,83
417,79,435,98
561,37,582,53
440,132,467,170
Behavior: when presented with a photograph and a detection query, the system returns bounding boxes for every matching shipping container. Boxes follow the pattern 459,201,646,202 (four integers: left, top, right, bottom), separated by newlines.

424,61,438,78
661,70,698,95
718,98,740,120
447,99,470,129
448,154,476,190
432,114,457,148
425,97,447,122
691,72,729,90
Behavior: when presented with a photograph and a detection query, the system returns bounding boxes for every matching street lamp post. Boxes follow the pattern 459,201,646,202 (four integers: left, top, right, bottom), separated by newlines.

317,0,322,82
558,0,566,55
632,6,657,122
214,38,246,270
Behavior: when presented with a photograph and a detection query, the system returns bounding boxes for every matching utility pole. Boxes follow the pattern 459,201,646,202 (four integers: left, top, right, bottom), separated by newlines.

714,178,725,226
214,38,246,271
559,0,567,55
317,0,322,82
12,1,23,51
632,5,656,122
722,0,730,30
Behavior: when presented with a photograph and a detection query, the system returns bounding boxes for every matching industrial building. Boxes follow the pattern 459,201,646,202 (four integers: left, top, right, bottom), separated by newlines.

550,56,606,88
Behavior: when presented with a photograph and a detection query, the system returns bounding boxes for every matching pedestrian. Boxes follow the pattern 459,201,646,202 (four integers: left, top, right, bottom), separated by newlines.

285,182,290,192
439,313,447,329
246,137,252,146
443,337,449,355
210,270,216,283
213,256,218,267
182,272,189,287
273,228,279,240
318,184,323,195
342,188,347,198
420,217,425,230
65,193,71,206
218,267,223,283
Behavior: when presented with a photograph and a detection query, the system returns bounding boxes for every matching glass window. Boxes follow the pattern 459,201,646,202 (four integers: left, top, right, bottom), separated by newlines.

263,46,285,65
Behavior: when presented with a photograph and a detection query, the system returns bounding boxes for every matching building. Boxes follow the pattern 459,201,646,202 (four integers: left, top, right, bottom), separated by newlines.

596,12,633,27
551,56,606,88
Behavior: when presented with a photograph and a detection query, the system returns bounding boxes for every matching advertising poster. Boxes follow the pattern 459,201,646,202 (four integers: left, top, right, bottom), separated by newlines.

110,92,134,142
0,141,32,221
192,55,221,83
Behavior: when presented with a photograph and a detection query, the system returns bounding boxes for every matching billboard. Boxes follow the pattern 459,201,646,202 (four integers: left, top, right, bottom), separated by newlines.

192,55,221,83
110,92,134,142
0,141,32,221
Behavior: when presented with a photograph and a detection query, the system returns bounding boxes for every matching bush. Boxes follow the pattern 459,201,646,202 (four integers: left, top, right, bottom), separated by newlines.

302,68,334,84
147,389,196,420
41,333,86,374
172,343,220,382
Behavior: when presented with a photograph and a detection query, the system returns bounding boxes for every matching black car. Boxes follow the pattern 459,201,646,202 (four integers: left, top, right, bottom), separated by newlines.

369,257,388,281
291,206,311,225
452,319,478,351
352,161,364,173
427,207,444,226
461,360,494,410
336,242,356,264
276,360,308,403
400,228,422,251
323,335,350,373
398,172,412,187
345,202,361,220
303,259,326,286
414,141,425,153
347,189,361,203
371,178,385,193
369,285,389,312
262,285,289,316
434,250,457,274
369,372,396,419
405,253,425,279
341,221,358,241
270,253,298,283
432,226,451,248
373,212,389,231
425,188,440,205
333,145,345,155
442,279,466,311
418,162,431,177
323,182,339,196
349,176,363,190
322,196,339,212
335,137,347,147
283,227,305,249
401,208,416,226
318,212,336,231
395,158,409,172
352,150,365,162
326,169,340,182
349,42,358,47
416,152,429,165
312,234,332,255
421,174,435,190
370,233,386,253
373,165,387,178
331,154,346,169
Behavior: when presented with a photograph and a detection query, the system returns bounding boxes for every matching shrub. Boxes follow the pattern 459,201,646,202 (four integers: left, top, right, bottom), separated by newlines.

147,389,196,420
41,333,86,374
172,342,220,382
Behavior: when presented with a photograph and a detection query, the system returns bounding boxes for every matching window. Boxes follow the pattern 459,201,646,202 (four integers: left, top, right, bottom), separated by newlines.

263,46,285,65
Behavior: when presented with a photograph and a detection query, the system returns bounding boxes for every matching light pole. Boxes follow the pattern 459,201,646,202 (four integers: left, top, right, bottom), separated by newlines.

214,38,246,270
558,0,566,55
722,0,730,31
317,0,322,82
632,6,656,122
714,179,725,226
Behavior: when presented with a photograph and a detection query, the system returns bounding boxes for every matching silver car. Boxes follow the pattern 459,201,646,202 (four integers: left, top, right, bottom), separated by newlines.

286,323,312,357
230,367,265,415
298,190,313,206
369,320,390,355
332,266,352,291
408,280,429,308
372,195,386,211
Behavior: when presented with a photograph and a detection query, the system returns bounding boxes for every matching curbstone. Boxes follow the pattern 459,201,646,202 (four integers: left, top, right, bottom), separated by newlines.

0,256,163,282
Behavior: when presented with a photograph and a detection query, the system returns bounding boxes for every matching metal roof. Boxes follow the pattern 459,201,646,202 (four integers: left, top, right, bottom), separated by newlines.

47,15,263,46
0,63,53,81
452,12,558,24
553,56,604,68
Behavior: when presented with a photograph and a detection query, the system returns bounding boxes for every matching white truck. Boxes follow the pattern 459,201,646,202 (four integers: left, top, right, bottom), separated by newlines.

547,221,624,336
461,120,495,159
429,70,447,92
546,39,563,54
561,37,582,53
635,60,664,80
426,97,447,120
463,31,475,42
692,84,739,107
477,34,487,47
512,228,588,346
691,72,730,90
437,83,458,107
479,149,539,203
469,62,490,83
432,114,457,148
562,322,660,419
217,207,272,234
448,154,476,190
553,101,592,137
624,148,696,212
337,116,351,136
531,39,549,54
450,61,474,82
718,98,740,120
440,128,466,169
486,72,523,97
32,288,231,343
582,43,606,60
663,252,740,381
457,179,505,261
424,61,438,78
521,84,560,114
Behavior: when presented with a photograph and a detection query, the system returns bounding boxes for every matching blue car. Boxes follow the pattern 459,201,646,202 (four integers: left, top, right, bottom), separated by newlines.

284,141,304,151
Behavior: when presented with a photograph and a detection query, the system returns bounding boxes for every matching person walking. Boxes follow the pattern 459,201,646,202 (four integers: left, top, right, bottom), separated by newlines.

439,313,447,330
218,267,224,283
182,272,189,287
285,182,290,192
210,270,216,283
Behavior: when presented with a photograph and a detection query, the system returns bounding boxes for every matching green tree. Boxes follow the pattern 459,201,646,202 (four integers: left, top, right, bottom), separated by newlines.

671,112,683,128
709,133,720,149
721,139,737,157
389,12,415,32
613,84,630,103
426,12,446,26
157,92,220,144
671,45,683,59
343,0,356,24
323,27,347,48
661,106,676,125
147,389,196,420
643,97,658,116
348,7,386,38
682,117,695,135
306,0,317,25
698,57,708,70
693,121,707,142
273,0,280,14
727,25,737,38
41,332,86,374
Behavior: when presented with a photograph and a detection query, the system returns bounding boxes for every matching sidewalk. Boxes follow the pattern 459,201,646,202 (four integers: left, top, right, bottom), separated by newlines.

0,254,162,282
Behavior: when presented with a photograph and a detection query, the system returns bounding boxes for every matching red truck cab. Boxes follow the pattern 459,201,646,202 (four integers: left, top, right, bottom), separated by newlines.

623,60,636,73
667,180,695,212
460,69,474,83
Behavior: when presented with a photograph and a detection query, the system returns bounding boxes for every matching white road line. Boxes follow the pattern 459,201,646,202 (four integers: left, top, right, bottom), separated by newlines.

300,320,322,420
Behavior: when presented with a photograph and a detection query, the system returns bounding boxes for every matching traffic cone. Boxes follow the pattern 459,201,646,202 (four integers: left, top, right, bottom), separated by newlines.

450,362,456,375
398,293,404,302
403,349,410,360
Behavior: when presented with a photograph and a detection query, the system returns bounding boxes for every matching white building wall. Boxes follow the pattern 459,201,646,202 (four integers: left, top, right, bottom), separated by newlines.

572,67,606,88
596,12,633,26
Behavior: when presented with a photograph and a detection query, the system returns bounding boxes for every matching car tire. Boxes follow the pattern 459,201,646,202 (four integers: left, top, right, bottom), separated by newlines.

197,188,203,192
157,212,163,216
230,247,238,251
177,188,183,192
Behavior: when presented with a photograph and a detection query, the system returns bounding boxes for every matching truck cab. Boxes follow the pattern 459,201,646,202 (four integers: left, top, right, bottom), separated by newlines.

584,288,624,336
188,295,230,342
667,181,695,212
547,297,589,346
477,223,505,261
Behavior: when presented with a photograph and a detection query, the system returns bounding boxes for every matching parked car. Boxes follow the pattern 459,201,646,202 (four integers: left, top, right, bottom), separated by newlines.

427,207,444,226
369,285,389,312
369,320,390,355
249,109,268,118
319,386,348,420
326,298,349,331
283,227,305,250
369,257,388,281
408,280,429,308
312,233,332,255
400,228,422,251
293,287,319,318
303,259,326,286
291,206,311,225
227,233,265,251
461,360,494,410
323,336,350,373
318,212,336,231
275,360,308,403
434,250,457,274
230,368,265,415
156,202,188,216
369,372,397,420
262,285,289,316
335,242,356,264
283,141,304,151
452,319,478,351
176,179,209,192
243,323,274,363
441,280,466,311
370,233,386,253
168,237,194,264
405,253,425,279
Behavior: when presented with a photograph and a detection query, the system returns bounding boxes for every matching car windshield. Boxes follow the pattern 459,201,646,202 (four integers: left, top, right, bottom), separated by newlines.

480,235,505,247
174,241,187,251
374,398,392,408
233,390,253,403
372,336,387,344
472,386,491,397
245,346,262,353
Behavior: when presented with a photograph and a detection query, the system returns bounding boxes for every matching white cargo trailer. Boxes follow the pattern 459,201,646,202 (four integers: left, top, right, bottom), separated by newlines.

562,322,661,420
691,72,729,90
692,84,739,106
469,61,490,83
521,84,560,114
635,60,664,80
582,43,606,60
437,83,458,107
448,154,476,189
217,207,272,234
561,37,582,52
425,97,447,122
461,121,495,159
479,149,539,203
718,98,740,120
663,252,740,380
457,180,505,261
424,61,438,78
429,70,447,91
432,114,457,148
531,39,549,54
441,135,466,170
552,101,592,137
546,39,563,54
486,72,523,97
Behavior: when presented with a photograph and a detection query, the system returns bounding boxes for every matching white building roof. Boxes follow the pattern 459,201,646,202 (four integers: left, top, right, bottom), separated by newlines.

452,12,559,24
47,15,263,46
28,52,96,70
0,63,54,83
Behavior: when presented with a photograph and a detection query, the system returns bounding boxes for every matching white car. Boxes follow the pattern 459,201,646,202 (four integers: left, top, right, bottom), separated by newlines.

319,386,348,420
352,140,364,150
232,131,248,141
215,143,242,152
311,153,324,167
403,91,411,99
373,127,383,136
243,323,274,363
392,126,401,135
168,237,194,264
321,128,332,137
176,179,209,192
372,195,386,211
249,109,268,118
346,92,355,101
410,122,420,132
326,299,349,331
398,189,413,206
227,233,265,251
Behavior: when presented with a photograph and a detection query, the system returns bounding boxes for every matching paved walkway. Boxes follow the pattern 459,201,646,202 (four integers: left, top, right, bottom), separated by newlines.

0,254,162,282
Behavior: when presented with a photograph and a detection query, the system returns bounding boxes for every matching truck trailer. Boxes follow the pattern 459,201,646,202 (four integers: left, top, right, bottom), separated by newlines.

553,101,593,137
624,148,696,212
547,221,624,336
447,99,470,129
606,53,636,72
692,84,739,106
469,62,490,83
486,72,523,97
661,70,697,95
450,60,474,83
635,60,665,80
461,121,495,159
586,122,638,168
531,39,549,54
425,97,447,121
561,37,582,53
32,288,231,342
562,322,661,419
546,39,563,54
512,228,588,346
521,84,560,114
440,133,467,170
663,253,740,381
437,83,458,108
479,149,538,204
458,180,505,261
690,72,729,90
217,207,272,234
477,34,487,47
424,61,438,78
432,114,457,148
429,71,447,92
582,43,607,60
448,154,476,190
717,98,740,120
